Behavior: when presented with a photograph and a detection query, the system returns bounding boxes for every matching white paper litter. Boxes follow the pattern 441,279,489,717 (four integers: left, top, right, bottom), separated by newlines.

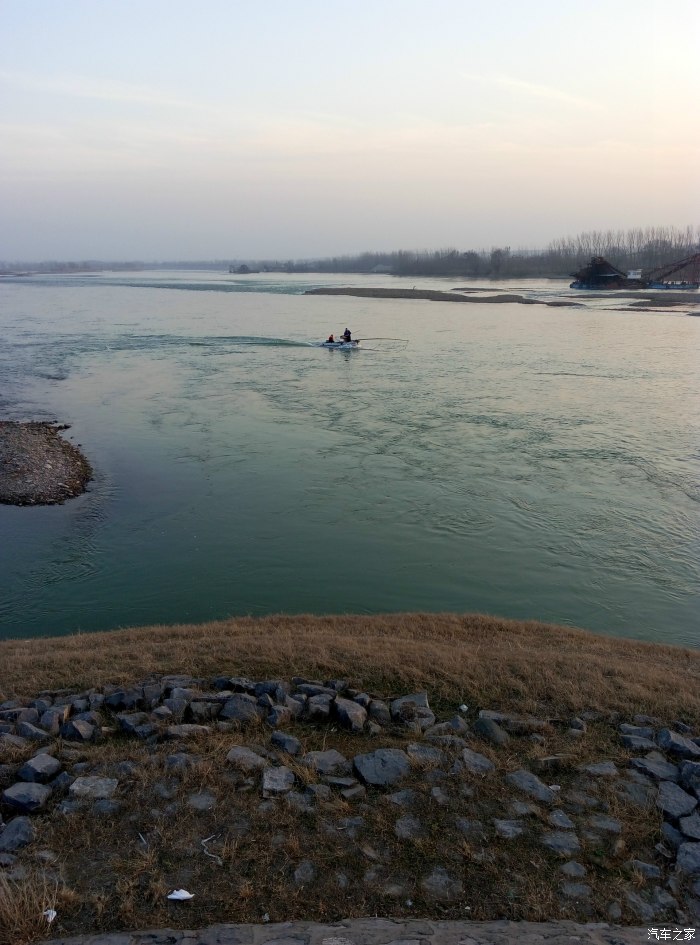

167,889,195,901
43,909,57,924
459,704,468,712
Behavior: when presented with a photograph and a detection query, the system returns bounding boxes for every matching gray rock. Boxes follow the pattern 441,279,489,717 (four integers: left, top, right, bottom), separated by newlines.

680,761,700,798
188,701,222,724
367,699,391,726
270,731,301,755
455,817,485,838
2,782,52,812
226,746,268,771
473,717,510,746
353,748,410,787
60,719,95,742
680,811,700,840
306,694,333,720
661,821,684,850
39,707,70,734
0,816,34,851
658,728,700,759
267,705,291,728
69,776,118,800
460,747,495,775
93,799,122,816
532,755,572,774
187,791,216,811
579,761,618,778
165,723,210,739
657,781,698,819
0,734,27,749
503,717,551,735
615,775,656,808
493,819,524,839
619,723,655,738
632,753,680,782
624,891,654,921
627,859,661,880
430,786,450,806
420,866,463,901
17,753,61,783
510,800,539,817
390,692,429,718
341,784,366,802
303,749,351,776
607,901,622,921
561,882,591,899
293,859,316,885
220,694,263,724
587,814,622,834
263,767,295,796
560,861,586,878
676,842,700,875
620,735,656,751
16,721,52,744
395,814,424,839
386,789,417,807
425,717,469,738
548,809,575,830
336,816,364,839
541,831,581,855
506,769,556,803
406,743,445,766
333,697,367,732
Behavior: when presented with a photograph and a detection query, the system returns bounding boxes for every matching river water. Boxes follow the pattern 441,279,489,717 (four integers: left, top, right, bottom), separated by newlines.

1,271,698,645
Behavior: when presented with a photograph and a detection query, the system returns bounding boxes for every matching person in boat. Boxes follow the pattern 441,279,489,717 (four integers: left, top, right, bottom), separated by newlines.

342,328,352,342
327,333,335,343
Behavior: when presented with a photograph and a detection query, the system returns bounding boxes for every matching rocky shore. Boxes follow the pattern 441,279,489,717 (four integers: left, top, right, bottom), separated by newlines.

0,421,92,506
1,672,700,942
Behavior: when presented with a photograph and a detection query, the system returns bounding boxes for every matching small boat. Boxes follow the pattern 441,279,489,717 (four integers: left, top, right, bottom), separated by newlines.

320,340,361,350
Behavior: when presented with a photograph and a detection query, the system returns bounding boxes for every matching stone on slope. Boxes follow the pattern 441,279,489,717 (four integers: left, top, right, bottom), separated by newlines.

302,749,351,776
657,781,698,819
420,866,463,901
680,812,700,840
541,831,581,855
0,816,34,851
658,728,700,759
17,753,61,783
69,776,118,800
2,782,52,812
473,717,510,746
677,842,700,875
506,769,556,803
333,697,367,732
263,766,295,797
226,746,268,771
631,753,679,782
459,747,495,775
353,748,410,787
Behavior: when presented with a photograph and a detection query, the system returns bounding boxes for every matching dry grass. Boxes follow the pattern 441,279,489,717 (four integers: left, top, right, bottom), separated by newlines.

0,874,76,945
1,613,699,722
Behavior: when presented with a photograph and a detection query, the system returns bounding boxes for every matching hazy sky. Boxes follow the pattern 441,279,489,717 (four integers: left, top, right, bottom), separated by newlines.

1,0,699,261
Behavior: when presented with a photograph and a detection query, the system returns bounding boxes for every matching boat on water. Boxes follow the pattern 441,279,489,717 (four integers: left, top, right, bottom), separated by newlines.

320,340,361,350
570,252,700,290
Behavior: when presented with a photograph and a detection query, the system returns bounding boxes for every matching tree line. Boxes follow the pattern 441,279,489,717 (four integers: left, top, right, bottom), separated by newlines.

250,225,700,279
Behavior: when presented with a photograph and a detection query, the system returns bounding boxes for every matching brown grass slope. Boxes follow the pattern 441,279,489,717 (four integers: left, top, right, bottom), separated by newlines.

2,613,699,722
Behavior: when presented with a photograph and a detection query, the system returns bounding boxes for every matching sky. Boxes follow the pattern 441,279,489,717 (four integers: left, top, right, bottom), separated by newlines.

1,0,699,261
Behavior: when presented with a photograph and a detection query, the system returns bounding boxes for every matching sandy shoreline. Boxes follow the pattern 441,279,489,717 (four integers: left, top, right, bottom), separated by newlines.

0,420,92,506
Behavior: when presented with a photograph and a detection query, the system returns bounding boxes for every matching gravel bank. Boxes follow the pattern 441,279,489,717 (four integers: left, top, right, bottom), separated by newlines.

0,421,92,506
